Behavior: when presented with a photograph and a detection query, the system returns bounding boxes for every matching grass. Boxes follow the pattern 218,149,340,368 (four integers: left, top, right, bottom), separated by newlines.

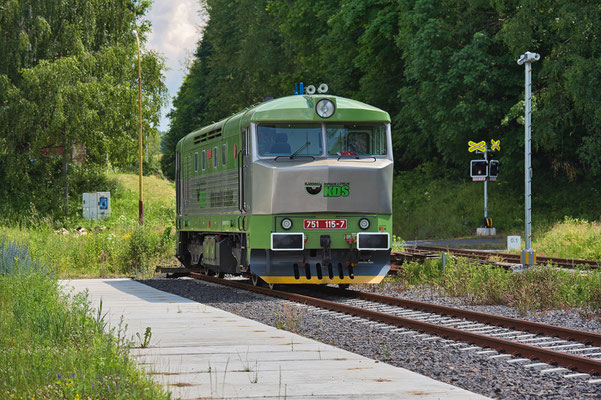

533,217,601,260
390,257,601,316
0,172,177,277
0,238,170,399
393,162,601,243
393,163,523,240
1,165,600,277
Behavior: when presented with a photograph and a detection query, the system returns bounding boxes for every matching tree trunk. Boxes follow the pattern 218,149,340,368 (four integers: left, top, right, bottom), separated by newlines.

63,141,70,214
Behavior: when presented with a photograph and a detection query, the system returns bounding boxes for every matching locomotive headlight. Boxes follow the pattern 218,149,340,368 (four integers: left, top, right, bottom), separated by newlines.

315,99,335,118
281,218,293,230
358,218,370,230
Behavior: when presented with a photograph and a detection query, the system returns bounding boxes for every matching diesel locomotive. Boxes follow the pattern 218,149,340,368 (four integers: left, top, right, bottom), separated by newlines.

175,92,393,287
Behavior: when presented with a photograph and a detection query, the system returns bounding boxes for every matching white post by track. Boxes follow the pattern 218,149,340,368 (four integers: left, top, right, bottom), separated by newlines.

517,51,540,266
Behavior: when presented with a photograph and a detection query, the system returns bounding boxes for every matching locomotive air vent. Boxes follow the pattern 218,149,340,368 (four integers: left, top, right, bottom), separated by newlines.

193,129,222,145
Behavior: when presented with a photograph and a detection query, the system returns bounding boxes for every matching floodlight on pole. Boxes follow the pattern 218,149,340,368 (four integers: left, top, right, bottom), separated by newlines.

517,51,540,266
133,30,144,225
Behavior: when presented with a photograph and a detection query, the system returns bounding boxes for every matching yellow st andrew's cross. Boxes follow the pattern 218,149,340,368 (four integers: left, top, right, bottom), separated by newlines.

468,139,500,152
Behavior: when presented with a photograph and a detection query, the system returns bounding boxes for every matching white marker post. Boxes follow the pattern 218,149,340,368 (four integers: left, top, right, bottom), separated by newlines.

517,51,540,267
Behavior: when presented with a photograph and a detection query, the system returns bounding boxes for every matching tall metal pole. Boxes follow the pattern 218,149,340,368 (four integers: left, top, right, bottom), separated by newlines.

517,51,540,266
133,30,144,225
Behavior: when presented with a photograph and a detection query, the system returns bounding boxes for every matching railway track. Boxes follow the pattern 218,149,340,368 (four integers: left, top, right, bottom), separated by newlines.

188,272,601,378
157,245,600,278
393,245,600,269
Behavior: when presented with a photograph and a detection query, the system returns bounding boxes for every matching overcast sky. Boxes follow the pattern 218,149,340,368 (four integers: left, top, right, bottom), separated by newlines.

146,0,207,132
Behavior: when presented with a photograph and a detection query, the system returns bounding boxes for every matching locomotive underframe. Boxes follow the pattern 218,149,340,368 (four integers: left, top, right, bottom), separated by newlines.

177,229,390,284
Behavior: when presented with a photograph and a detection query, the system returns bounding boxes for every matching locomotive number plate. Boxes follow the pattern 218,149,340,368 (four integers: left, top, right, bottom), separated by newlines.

304,219,347,229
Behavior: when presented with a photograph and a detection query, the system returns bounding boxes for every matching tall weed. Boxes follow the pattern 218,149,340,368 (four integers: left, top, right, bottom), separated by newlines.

393,257,601,316
534,217,601,260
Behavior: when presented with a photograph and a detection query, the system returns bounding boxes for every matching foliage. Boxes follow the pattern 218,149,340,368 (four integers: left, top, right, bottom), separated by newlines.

0,239,170,399
0,0,167,217
0,173,176,278
163,0,601,201
0,238,51,276
392,162,601,240
394,258,601,315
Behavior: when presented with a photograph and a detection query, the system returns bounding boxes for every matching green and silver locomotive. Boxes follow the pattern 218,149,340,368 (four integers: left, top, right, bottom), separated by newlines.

175,92,393,287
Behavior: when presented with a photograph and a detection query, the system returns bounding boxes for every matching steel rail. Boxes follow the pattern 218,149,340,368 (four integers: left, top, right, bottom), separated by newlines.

190,273,601,375
397,245,599,269
315,285,601,346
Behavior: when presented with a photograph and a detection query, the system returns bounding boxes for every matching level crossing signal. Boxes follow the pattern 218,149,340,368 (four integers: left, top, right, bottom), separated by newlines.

470,159,500,181
470,160,488,181
489,160,500,181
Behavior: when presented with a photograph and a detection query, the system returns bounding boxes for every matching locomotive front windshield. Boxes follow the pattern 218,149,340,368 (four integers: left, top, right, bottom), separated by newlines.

257,123,389,157
327,124,387,156
257,124,323,156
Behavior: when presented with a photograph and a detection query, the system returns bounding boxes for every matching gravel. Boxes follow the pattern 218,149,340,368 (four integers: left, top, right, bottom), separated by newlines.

139,277,601,399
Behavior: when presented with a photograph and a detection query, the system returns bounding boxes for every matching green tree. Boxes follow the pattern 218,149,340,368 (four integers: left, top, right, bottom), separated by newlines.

499,0,601,178
0,0,166,216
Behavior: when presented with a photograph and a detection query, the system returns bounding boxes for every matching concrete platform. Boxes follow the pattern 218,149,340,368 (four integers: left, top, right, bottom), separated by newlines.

61,278,490,399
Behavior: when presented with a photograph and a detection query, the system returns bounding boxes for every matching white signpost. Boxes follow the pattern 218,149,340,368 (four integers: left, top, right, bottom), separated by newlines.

507,236,521,251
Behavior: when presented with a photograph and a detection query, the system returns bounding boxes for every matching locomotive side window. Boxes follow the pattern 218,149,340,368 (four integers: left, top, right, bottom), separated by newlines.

194,152,199,172
213,146,218,168
257,124,322,157
202,150,206,170
222,143,227,166
326,124,387,156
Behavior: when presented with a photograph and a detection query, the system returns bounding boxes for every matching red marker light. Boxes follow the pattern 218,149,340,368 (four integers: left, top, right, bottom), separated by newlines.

379,226,386,231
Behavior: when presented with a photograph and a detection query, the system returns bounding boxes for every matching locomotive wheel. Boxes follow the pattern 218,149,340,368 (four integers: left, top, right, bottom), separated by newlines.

267,282,275,290
200,265,209,275
251,274,259,286
217,271,225,279
338,284,350,289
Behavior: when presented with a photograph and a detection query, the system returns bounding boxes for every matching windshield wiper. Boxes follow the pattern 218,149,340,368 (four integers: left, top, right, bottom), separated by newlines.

290,141,310,159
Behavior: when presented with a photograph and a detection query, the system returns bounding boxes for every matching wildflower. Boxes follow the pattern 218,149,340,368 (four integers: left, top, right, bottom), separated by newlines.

74,394,80,400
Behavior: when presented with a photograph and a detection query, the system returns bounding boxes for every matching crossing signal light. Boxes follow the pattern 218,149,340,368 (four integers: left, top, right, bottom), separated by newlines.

470,160,488,181
489,160,500,181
